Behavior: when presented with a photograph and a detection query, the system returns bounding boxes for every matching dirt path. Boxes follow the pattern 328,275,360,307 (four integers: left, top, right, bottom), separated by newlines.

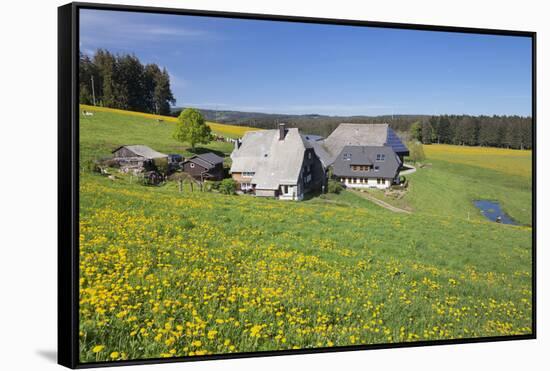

399,163,417,176
350,190,412,214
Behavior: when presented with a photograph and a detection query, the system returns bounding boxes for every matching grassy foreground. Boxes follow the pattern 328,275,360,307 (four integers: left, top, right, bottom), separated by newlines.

78,108,533,363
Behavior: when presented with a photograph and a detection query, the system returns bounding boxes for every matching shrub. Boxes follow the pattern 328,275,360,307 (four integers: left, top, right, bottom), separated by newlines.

327,179,343,194
219,179,236,195
83,159,101,174
209,181,221,191
407,141,426,163
153,158,169,175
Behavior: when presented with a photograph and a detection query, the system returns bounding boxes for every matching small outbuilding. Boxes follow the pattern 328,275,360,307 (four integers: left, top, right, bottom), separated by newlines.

111,145,168,173
182,152,225,181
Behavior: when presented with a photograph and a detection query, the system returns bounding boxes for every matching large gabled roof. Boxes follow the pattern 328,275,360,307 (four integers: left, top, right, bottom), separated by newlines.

322,123,409,160
113,145,168,159
230,128,307,190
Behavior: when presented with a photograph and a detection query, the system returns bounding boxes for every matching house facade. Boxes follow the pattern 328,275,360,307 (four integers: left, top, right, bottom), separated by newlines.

316,123,408,189
182,152,225,181
230,123,325,200
332,145,402,189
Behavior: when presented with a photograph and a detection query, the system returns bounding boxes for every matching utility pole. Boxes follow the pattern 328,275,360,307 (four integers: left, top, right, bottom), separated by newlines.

91,75,96,106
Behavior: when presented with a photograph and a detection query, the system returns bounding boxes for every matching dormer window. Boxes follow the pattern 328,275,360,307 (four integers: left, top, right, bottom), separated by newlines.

376,154,385,161
343,153,352,161
374,166,380,172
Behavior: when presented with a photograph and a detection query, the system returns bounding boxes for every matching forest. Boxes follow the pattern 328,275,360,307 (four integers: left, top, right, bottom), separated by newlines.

172,108,532,150
79,50,175,115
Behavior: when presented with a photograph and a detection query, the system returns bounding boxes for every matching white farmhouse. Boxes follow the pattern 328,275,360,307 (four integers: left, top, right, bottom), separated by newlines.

229,123,325,200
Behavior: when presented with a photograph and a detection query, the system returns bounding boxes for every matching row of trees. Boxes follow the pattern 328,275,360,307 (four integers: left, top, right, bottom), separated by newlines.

179,109,532,150
79,50,175,115
409,115,532,149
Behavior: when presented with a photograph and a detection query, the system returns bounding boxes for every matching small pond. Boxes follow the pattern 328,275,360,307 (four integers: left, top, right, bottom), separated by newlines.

474,200,518,225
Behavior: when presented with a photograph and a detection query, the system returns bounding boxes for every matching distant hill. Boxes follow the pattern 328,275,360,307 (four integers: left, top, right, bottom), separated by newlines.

170,107,429,137
170,107,532,149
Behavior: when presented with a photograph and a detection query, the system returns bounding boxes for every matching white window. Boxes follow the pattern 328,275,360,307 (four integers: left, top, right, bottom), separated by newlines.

376,154,386,161
190,163,195,168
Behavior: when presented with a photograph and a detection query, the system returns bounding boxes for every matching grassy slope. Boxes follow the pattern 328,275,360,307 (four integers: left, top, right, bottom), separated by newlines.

81,104,261,139
362,145,532,226
78,109,533,362
80,107,236,163
424,144,532,178
405,160,531,225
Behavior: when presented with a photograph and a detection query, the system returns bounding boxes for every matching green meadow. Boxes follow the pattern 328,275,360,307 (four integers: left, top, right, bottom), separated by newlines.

78,107,533,362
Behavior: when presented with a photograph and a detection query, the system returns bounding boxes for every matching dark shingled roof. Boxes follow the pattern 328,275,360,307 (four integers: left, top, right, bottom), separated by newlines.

332,145,401,179
184,152,224,170
192,152,224,166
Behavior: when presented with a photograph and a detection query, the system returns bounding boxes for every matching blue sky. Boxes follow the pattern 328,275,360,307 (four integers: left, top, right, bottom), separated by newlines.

80,9,532,116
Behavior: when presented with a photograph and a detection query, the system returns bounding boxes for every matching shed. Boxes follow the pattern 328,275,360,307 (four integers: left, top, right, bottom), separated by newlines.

182,152,225,181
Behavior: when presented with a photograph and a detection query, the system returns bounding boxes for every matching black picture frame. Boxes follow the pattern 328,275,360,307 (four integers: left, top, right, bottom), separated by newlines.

58,2,537,368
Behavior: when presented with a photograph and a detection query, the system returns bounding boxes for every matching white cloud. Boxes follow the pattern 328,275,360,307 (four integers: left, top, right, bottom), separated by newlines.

79,9,217,49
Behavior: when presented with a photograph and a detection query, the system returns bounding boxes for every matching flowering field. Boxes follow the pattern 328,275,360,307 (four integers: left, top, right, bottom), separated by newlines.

78,109,532,363
423,144,532,178
79,174,532,362
80,104,260,139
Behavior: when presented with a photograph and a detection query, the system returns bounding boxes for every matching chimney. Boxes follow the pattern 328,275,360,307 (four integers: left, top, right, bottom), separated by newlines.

279,123,287,141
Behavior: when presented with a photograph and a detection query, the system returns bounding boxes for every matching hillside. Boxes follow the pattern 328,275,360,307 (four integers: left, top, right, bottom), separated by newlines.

78,106,533,362
81,104,261,140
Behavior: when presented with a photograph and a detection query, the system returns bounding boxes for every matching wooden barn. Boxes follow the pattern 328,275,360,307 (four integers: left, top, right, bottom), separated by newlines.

182,152,225,181
112,145,168,173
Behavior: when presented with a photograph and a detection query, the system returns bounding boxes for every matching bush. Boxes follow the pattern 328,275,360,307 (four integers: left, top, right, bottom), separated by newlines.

209,181,221,191
219,179,236,195
153,158,169,175
327,179,343,194
407,141,426,163
83,159,101,174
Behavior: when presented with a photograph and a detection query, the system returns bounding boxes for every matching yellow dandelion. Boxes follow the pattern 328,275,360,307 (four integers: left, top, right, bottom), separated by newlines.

92,345,105,353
